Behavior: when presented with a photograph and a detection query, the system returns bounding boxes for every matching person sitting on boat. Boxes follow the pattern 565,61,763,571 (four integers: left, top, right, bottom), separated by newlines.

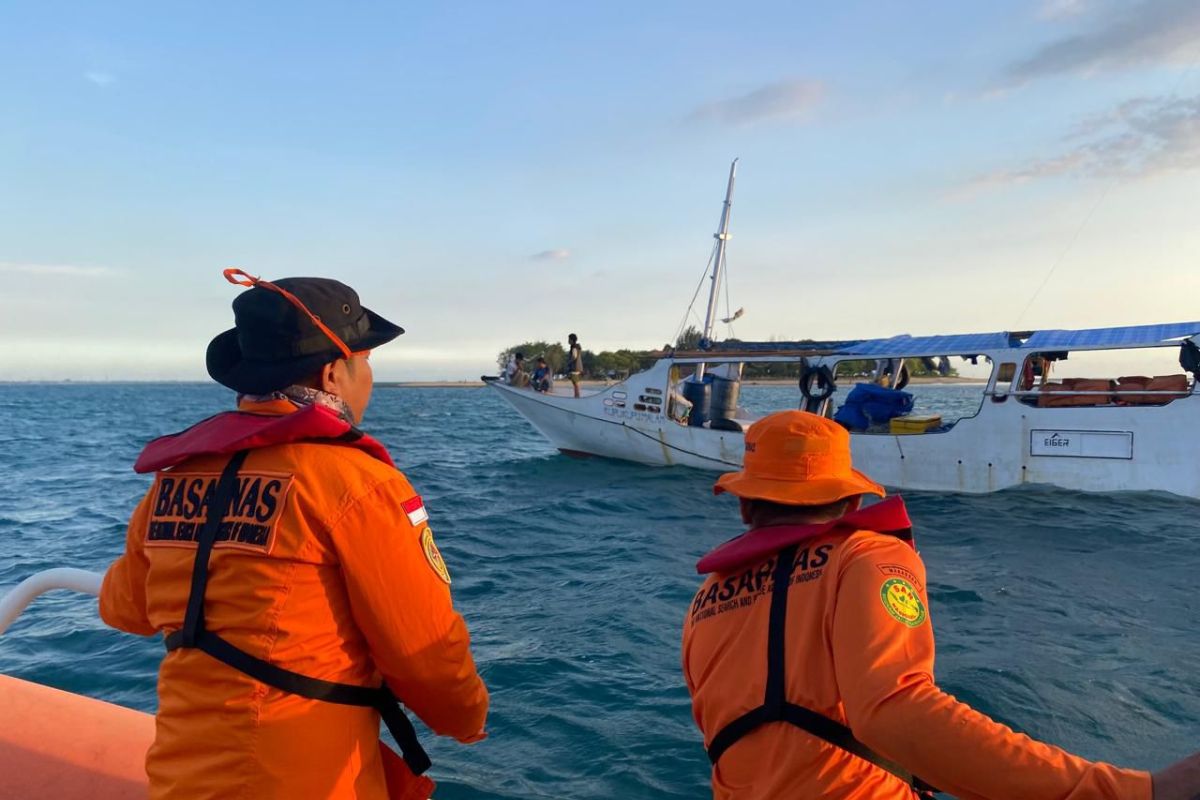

505,351,529,387
683,409,1200,800
668,385,693,425
98,270,489,800
532,356,553,393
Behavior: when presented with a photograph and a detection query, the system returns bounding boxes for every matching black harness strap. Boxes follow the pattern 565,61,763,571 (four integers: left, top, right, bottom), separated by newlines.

706,543,936,796
164,449,431,775
178,449,248,647
323,428,366,444
706,544,801,765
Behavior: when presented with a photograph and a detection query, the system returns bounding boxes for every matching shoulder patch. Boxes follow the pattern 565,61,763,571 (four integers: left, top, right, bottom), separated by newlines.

402,495,429,526
877,563,924,592
145,470,293,553
880,578,926,627
420,527,451,584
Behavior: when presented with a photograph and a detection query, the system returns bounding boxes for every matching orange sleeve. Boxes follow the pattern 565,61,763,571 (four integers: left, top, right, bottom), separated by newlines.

830,534,1151,800
681,615,700,728
98,491,157,636
328,478,489,742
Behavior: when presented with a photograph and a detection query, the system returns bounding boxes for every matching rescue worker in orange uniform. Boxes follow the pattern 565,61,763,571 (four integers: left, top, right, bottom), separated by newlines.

99,270,488,799
683,410,1200,800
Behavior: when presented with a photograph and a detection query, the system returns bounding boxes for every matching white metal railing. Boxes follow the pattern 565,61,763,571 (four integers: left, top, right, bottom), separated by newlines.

0,568,103,637
986,389,1195,398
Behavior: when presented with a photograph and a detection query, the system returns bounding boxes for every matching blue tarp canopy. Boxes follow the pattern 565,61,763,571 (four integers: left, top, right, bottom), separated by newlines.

1021,322,1200,350
707,322,1200,358
707,339,862,352
840,332,1015,358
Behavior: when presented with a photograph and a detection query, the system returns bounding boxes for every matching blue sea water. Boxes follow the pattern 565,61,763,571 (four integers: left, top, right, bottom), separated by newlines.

2,382,1199,799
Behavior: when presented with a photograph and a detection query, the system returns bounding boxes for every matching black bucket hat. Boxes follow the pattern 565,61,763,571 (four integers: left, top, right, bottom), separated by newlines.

206,270,404,394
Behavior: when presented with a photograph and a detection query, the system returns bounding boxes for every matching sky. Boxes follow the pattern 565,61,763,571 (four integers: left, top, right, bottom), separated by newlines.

1,0,1199,381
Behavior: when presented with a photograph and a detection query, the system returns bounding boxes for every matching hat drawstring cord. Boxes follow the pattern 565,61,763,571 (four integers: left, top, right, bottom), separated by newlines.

222,268,354,360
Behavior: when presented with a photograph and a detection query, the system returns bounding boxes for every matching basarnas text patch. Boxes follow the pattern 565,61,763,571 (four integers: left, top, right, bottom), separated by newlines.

145,470,294,553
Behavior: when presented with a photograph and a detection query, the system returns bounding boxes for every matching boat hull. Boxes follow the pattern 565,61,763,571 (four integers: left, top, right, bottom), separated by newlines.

486,370,1200,499
488,378,744,469
0,674,153,799
846,398,1200,498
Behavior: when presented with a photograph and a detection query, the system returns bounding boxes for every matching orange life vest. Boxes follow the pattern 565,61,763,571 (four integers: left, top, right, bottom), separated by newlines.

101,399,488,799
683,498,1151,800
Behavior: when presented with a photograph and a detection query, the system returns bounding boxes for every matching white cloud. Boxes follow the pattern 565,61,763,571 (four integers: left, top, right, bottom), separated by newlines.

963,93,1200,191
84,71,116,87
0,262,117,278
1004,0,1200,85
530,248,571,261
688,79,825,126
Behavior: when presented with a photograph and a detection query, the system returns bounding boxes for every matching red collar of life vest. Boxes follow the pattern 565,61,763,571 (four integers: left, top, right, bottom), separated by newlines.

697,495,913,574
133,399,395,474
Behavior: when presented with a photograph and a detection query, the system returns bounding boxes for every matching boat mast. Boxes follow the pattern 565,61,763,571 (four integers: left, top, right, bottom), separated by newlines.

694,158,738,380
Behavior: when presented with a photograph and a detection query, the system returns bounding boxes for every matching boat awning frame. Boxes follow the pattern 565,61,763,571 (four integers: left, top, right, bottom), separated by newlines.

680,322,1200,363
1020,322,1200,351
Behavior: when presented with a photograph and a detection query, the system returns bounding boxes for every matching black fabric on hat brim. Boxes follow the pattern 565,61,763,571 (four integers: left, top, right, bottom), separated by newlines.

712,469,884,505
207,307,403,394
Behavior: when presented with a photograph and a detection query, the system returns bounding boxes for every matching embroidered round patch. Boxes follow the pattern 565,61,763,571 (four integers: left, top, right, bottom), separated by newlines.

420,527,451,585
880,578,926,627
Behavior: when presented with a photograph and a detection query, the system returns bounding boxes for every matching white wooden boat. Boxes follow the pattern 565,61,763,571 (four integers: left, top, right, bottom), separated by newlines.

486,325,1200,498
485,163,1200,499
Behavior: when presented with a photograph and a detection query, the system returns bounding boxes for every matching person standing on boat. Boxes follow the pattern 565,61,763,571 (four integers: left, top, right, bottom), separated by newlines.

567,333,584,398
682,410,1200,800
99,270,489,800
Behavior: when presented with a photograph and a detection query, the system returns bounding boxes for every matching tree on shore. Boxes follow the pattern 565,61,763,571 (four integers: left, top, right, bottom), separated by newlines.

588,349,657,377
496,342,566,374
675,326,703,351
496,336,957,381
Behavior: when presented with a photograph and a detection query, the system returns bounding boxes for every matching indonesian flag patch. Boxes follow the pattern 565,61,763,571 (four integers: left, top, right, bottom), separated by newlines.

401,495,429,527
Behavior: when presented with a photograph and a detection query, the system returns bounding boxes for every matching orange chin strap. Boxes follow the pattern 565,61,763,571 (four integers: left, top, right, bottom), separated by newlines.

223,268,356,360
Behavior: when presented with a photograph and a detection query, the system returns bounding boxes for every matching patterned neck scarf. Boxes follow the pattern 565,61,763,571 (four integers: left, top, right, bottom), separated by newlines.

241,385,356,425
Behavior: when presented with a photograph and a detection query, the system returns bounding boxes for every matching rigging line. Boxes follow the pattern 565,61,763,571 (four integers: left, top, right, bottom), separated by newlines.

673,244,719,345
722,250,733,339
1014,181,1114,326
620,421,740,467
1014,51,1200,326
673,269,709,344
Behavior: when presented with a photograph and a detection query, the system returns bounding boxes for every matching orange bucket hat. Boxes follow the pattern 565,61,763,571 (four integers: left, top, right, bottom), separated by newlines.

714,410,885,505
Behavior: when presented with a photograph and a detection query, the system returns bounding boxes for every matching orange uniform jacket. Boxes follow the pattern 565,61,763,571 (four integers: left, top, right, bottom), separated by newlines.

99,399,489,799
682,522,1152,800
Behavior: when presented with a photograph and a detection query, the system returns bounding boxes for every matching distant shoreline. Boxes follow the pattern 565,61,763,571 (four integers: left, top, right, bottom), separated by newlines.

2,377,989,389
376,381,489,389
378,376,989,389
